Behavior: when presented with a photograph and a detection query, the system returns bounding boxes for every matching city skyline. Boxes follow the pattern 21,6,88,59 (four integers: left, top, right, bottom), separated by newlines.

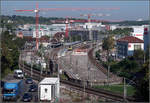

1,1,149,21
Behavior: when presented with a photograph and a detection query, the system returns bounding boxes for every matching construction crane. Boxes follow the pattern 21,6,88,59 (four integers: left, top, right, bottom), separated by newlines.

80,13,111,40
80,13,111,24
15,4,89,50
65,17,74,38
15,3,119,50
15,3,40,50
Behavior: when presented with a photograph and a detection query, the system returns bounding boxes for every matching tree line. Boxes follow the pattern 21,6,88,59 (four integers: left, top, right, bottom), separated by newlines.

104,20,149,26
1,15,85,25
1,29,26,78
2,15,149,26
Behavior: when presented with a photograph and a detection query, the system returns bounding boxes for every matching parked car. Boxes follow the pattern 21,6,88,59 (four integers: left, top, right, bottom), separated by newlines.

28,84,37,92
14,70,24,79
22,93,32,102
25,78,33,84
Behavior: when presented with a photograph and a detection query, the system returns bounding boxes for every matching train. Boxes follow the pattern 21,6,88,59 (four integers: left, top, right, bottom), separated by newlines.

51,42,63,48
50,41,82,48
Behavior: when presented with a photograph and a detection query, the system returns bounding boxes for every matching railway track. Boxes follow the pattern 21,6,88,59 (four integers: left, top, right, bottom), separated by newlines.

88,47,122,81
19,43,135,102
20,62,134,102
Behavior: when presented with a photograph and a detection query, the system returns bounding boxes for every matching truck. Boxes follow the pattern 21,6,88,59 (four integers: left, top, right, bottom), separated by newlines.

3,79,23,101
38,78,59,101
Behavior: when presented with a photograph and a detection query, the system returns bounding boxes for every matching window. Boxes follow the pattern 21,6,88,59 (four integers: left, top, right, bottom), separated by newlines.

134,45,141,50
45,88,48,93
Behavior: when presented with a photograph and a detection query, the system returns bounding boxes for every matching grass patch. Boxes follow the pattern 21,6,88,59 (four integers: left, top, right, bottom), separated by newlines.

93,84,135,96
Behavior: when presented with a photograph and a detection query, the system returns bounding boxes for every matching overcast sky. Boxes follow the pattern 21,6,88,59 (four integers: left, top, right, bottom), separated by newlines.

1,1,149,21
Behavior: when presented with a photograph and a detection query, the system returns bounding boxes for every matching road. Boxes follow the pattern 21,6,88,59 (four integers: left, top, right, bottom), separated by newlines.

2,74,38,102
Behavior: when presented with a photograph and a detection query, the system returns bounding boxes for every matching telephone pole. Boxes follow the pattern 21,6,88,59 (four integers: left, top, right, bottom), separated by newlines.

123,77,127,102
107,64,110,85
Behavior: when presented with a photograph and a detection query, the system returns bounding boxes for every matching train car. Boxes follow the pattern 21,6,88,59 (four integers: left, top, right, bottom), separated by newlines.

51,42,62,48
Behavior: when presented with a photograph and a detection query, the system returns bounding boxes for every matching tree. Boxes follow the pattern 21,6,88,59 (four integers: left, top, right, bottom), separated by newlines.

102,36,115,60
134,61,149,102
102,36,115,51
1,29,25,78
133,49,144,67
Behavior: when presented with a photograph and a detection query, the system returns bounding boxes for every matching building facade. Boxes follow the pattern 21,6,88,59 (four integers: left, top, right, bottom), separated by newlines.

144,27,150,51
117,36,144,57
131,26,144,40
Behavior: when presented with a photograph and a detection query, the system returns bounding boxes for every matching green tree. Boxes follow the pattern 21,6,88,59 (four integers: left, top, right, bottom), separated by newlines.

133,49,144,67
102,36,115,60
134,61,149,102
1,29,25,78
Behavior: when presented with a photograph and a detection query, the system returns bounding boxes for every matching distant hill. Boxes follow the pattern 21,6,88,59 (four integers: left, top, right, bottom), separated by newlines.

104,20,149,26
1,15,85,25
1,15,149,26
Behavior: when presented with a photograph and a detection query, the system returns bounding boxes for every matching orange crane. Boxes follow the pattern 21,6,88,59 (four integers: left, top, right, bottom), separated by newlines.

65,16,75,38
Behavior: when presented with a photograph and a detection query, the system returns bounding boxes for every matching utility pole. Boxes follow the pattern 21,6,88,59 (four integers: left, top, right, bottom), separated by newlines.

83,80,85,99
40,52,43,80
144,53,145,63
57,59,60,99
107,64,110,86
31,56,33,78
70,53,72,65
23,51,25,72
76,60,78,75
123,77,127,102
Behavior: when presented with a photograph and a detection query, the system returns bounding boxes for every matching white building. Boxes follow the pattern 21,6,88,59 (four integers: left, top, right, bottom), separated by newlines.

83,22,102,29
38,78,60,101
117,36,144,57
109,25,118,30
33,29,45,38
131,26,145,40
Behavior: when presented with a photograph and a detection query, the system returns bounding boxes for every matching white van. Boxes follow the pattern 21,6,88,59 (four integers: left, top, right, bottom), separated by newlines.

14,70,24,79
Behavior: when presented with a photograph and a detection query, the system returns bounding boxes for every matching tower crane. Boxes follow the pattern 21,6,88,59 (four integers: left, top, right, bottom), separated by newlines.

80,13,111,40
15,3,119,50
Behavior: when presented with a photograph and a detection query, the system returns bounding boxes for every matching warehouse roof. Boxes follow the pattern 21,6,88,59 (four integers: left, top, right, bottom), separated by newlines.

39,78,59,85
117,36,144,43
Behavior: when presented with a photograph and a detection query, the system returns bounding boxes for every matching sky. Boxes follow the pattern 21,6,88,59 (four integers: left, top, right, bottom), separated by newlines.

1,1,149,21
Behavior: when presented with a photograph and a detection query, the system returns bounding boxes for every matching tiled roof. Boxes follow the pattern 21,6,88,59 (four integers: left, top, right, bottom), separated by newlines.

51,32,65,43
117,36,144,43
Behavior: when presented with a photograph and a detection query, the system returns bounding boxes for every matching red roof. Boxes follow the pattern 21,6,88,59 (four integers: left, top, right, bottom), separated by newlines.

117,36,144,43
52,32,65,42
